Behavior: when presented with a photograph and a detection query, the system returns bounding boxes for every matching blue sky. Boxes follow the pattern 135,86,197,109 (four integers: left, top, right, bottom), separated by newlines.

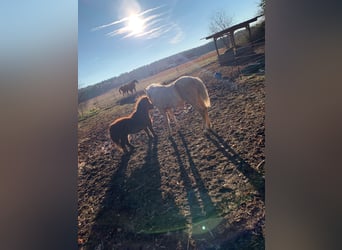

78,0,261,88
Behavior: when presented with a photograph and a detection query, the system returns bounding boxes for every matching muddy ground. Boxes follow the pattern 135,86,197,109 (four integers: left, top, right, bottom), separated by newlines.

78,53,265,249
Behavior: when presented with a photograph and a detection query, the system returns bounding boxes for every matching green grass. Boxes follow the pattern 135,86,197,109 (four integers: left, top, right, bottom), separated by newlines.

78,108,100,122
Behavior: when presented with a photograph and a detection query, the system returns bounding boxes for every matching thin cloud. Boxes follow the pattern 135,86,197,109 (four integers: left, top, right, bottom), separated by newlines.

170,24,184,44
106,26,130,37
137,6,164,18
137,25,170,39
91,17,128,31
92,4,183,42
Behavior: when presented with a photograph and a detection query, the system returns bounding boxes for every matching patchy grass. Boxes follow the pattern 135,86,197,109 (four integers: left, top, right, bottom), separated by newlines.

78,108,100,122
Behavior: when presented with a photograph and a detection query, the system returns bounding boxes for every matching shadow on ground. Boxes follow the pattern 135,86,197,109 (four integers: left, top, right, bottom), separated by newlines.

116,90,146,105
205,129,265,202
85,137,188,249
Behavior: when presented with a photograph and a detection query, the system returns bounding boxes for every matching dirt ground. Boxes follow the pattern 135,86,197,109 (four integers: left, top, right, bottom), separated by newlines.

78,52,265,249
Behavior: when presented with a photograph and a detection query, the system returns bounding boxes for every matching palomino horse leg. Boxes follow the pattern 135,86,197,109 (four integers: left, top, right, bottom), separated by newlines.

203,107,211,129
167,110,179,130
195,105,211,130
144,128,154,138
196,93,211,129
147,122,157,137
162,110,172,134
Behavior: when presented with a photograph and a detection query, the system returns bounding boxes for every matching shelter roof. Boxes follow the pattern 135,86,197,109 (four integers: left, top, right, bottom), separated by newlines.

204,15,264,40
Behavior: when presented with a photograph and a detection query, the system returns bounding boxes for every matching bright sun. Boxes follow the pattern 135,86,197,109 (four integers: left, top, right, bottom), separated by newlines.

127,14,145,35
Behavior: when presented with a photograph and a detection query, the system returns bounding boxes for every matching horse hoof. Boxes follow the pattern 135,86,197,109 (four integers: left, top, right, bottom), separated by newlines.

150,134,158,140
204,127,213,134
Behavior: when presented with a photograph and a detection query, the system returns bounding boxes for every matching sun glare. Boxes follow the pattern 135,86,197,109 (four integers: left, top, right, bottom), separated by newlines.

94,6,169,40
126,14,145,35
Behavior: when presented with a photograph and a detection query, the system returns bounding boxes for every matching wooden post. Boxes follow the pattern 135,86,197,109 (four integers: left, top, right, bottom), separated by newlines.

229,31,236,54
214,37,219,57
246,24,252,43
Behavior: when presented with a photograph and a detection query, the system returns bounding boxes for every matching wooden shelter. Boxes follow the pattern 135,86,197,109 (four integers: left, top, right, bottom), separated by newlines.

204,15,264,65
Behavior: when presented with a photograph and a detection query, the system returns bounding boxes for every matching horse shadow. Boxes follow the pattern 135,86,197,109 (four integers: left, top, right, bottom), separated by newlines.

85,137,186,249
116,90,145,105
116,93,137,105
168,131,265,248
168,132,222,236
84,150,132,249
205,129,265,202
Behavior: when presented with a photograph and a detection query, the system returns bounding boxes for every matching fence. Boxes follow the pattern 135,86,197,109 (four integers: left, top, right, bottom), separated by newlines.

216,38,265,79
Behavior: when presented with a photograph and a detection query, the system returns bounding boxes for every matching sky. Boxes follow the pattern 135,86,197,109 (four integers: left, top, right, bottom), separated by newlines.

78,0,261,89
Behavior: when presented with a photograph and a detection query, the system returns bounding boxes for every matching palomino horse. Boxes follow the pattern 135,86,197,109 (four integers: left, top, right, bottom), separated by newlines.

109,95,156,153
145,76,211,134
119,79,138,96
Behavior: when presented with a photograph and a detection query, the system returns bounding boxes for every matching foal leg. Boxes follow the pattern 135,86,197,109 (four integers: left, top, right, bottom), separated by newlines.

120,138,128,153
122,135,135,151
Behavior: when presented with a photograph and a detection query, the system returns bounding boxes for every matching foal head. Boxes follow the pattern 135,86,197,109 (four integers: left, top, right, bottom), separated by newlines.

135,95,154,113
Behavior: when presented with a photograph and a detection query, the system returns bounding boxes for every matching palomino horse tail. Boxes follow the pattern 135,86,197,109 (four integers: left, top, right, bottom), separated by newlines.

175,76,211,108
196,78,211,108
174,76,211,129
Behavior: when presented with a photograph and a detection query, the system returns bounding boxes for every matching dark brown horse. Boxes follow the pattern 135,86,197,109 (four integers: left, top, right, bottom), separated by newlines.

118,79,138,96
109,95,156,153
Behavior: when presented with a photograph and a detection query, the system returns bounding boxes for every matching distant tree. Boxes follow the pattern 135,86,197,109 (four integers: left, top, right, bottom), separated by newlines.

259,0,265,15
209,10,233,48
78,102,86,117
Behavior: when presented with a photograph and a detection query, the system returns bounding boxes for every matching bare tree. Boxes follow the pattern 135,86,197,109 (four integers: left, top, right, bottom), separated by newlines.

209,10,233,48
209,10,233,34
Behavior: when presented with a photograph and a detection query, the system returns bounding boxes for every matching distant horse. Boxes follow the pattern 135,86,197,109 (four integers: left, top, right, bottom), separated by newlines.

118,85,128,95
145,76,211,134
119,79,138,96
109,95,156,153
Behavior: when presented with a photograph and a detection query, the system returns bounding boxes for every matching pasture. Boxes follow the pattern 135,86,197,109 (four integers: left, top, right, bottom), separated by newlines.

78,46,265,249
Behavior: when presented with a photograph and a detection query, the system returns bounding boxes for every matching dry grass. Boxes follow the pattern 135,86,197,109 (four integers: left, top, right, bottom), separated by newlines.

78,50,221,119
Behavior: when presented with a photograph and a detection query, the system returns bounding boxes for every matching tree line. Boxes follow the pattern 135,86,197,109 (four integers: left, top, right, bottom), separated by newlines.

78,16,264,104
78,40,227,103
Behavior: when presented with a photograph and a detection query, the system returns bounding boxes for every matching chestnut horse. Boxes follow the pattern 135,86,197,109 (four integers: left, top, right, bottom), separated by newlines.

109,95,156,153
145,76,211,134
